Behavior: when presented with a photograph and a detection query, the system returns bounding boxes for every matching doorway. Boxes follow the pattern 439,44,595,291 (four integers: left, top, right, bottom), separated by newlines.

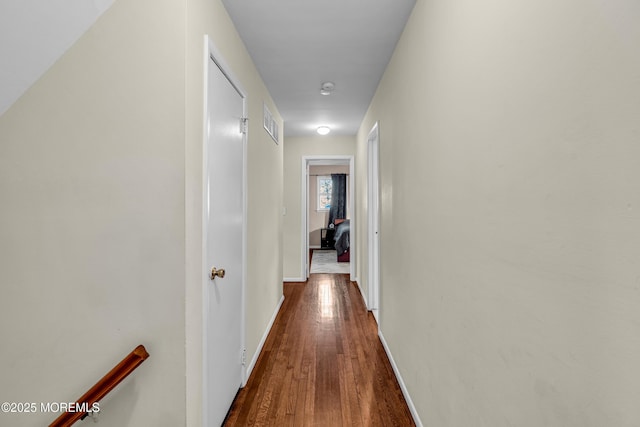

203,36,247,426
301,156,355,281
367,122,380,322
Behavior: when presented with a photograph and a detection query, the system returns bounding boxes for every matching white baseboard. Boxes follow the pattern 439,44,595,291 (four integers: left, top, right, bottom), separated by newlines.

283,277,306,282
378,331,423,427
309,245,321,249
244,295,285,384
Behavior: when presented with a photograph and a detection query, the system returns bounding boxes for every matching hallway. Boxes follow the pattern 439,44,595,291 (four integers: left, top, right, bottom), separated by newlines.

224,274,414,426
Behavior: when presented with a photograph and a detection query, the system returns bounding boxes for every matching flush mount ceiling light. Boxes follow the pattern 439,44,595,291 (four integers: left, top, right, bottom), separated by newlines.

317,126,331,135
320,81,335,96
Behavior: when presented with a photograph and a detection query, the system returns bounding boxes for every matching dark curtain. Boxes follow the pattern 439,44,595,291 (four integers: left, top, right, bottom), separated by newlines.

328,173,347,227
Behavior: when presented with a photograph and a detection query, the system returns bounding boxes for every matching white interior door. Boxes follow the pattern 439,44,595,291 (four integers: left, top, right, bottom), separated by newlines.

204,51,245,426
305,162,310,279
368,122,380,322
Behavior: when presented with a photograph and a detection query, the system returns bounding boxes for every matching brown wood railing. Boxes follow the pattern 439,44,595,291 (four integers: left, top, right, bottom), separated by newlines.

49,344,149,427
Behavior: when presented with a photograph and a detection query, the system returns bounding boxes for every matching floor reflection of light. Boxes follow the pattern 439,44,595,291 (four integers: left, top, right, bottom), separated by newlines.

318,280,334,318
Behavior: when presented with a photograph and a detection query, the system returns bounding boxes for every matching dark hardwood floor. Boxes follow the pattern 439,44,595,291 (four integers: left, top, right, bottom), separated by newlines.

224,273,415,426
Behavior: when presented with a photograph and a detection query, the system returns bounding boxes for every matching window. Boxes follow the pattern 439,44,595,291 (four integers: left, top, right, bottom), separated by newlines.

317,176,332,211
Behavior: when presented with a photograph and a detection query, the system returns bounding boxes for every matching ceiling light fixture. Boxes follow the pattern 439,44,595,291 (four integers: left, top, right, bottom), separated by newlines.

320,81,335,96
317,126,331,135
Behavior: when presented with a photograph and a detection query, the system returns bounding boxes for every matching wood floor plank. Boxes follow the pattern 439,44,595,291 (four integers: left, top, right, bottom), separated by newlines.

224,274,415,426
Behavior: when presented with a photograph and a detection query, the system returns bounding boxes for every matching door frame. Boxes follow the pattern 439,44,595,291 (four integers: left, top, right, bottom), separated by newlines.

202,35,248,425
300,155,355,281
367,122,380,323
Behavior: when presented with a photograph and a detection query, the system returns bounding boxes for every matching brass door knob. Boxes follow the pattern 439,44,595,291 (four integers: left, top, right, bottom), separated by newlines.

210,267,226,279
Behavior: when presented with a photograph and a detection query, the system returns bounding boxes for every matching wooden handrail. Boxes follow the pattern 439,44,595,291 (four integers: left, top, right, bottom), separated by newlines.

49,344,149,427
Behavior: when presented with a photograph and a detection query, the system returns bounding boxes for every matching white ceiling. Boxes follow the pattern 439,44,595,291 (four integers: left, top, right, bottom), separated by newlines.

221,0,416,136
0,0,415,137
0,0,115,116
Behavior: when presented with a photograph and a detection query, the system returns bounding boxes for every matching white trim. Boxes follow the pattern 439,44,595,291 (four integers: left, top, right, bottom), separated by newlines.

301,158,308,280
349,156,356,282
244,295,285,383
240,69,248,390
378,331,424,427
206,37,246,98
202,35,248,426
301,155,356,281
283,276,306,283
367,121,380,320
201,38,209,427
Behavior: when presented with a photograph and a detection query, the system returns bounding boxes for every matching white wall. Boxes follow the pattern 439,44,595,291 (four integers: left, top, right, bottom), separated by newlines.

283,135,355,280
0,0,186,425
357,0,640,425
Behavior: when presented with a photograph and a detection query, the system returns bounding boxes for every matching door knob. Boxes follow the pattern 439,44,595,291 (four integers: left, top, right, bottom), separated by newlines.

210,267,226,279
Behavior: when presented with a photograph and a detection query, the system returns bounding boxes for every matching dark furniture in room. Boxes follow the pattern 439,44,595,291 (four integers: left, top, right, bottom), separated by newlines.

333,219,350,262
320,228,335,249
